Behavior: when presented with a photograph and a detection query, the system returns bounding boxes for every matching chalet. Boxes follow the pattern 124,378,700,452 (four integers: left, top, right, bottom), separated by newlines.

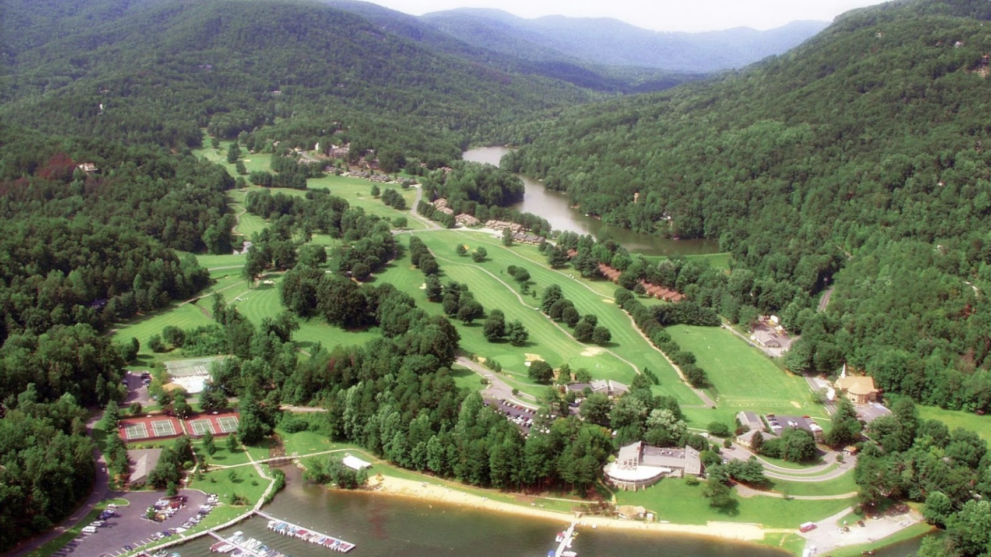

485,220,523,233
432,198,449,210
512,232,542,245
454,213,480,227
834,375,880,404
604,442,703,490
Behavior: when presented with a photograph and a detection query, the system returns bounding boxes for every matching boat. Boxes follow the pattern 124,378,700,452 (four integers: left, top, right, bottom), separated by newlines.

562,552,577,557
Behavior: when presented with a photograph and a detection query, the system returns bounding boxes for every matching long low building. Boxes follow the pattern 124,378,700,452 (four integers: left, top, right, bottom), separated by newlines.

604,441,703,491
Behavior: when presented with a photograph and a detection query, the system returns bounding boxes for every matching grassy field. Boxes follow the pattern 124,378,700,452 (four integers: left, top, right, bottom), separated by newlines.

411,230,702,404
112,302,215,353
917,404,991,442
667,325,823,419
615,479,853,529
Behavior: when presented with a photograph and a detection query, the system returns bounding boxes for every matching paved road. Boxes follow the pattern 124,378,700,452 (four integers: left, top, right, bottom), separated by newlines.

455,355,539,409
8,413,115,557
817,287,834,312
801,506,923,555
735,484,857,501
721,442,857,482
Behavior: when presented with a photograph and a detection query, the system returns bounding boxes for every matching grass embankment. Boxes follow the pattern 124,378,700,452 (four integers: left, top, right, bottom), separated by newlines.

828,523,935,557
615,479,852,529
764,472,857,497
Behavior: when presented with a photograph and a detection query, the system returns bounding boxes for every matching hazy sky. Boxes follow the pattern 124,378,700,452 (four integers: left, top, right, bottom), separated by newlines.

368,0,889,32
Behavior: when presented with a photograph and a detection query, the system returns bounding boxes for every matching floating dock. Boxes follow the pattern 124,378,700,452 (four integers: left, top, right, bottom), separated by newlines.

255,510,355,553
550,522,578,557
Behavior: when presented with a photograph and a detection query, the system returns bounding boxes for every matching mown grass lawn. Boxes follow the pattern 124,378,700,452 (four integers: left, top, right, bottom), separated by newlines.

615,479,853,529
668,325,821,418
765,470,858,497
917,404,991,442
112,302,215,354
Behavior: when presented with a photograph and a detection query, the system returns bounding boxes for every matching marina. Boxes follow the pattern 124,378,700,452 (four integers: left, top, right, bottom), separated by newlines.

256,510,355,553
208,530,290,557
549,522,578,557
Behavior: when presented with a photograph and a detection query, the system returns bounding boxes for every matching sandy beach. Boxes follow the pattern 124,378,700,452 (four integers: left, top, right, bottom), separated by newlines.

370,476,785,543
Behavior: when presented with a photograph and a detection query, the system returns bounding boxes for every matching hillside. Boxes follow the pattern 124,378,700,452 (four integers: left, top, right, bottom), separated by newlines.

421,8,828,73
320,0,705,92
0,0,600,160
504,0,991,412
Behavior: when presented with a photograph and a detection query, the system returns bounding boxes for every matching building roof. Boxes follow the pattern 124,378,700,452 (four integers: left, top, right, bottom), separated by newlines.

737,411,763,431
342,454,371,471
129,448,163,485
835,375,878,396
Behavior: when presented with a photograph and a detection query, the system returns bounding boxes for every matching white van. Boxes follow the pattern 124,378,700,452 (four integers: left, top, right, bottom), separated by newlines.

81,526,97,534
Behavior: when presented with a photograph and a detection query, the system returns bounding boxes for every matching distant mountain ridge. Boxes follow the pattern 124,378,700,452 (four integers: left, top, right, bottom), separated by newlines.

420,8,829,72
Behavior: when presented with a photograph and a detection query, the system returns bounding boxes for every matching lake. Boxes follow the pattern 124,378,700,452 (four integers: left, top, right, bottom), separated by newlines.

462,146,720,257
175,467,795,557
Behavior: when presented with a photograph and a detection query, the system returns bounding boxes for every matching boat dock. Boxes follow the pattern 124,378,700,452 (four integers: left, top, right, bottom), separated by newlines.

551,522,578,557
255,510,356,553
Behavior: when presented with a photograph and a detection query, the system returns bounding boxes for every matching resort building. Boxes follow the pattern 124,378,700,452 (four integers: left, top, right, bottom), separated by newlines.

566,380,629,398
604,442,703,491
128,448,163,486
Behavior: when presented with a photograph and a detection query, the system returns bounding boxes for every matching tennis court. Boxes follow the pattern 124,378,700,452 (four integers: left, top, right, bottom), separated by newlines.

164,356,226,394
151,419,177,437
217,416,239,433
189,419,216,436
122,422,149,441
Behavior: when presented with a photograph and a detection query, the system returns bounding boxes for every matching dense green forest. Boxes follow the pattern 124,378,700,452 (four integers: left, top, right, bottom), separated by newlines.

505,0,991,412
0,0,599,160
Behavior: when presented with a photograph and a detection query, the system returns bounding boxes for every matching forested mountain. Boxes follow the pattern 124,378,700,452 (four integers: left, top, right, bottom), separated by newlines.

319,0,705,93
421,8,828,73
0,0,600,160
505,0,991,411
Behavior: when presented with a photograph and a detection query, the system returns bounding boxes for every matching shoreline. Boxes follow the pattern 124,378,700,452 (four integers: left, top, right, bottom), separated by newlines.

368,476,786,544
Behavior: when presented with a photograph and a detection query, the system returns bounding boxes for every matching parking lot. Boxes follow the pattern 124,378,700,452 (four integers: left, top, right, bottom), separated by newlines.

486,399,538,434
56,490,213,557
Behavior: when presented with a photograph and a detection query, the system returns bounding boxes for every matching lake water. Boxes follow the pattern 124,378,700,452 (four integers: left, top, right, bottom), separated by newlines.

175,467,796,557
462,147,720,257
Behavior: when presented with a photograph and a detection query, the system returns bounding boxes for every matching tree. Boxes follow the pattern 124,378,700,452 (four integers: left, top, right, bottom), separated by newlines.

947,500,991,556
202,429,217,456
173,395,192,419
506,320,529,346
778,428,818,462
643,408,687,447
703,475,735,510
393,216,407,229
502,227,513,246
750,430,764,453
226,143,241,164
456,244,468,256
226,433,240,453
512,267,530,286
592,326,612,345
573,320,594,343
472,247,487,262
923,491,953,528
826,399,863,447
371,184,381,197
148,334,165,352
483,311,506,342
528,360,553,384
580,393,612,427
707,422,731,437
547,246,569,268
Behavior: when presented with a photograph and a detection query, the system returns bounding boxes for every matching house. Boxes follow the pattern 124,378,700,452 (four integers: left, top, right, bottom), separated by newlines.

512,232,542,245
454,213,480,227
485,220,523,233
834,375,880,404
432,198,449,210
567,380,629,398
128,448,163,486
604,442,703,490
750,316,795,356
77,163,98,175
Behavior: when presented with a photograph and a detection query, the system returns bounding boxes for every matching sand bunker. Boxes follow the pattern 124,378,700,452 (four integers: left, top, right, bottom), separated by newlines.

581,347,605,357
419,283,426,290
791,401,801,408
602,298,614,304
525,353,543,362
